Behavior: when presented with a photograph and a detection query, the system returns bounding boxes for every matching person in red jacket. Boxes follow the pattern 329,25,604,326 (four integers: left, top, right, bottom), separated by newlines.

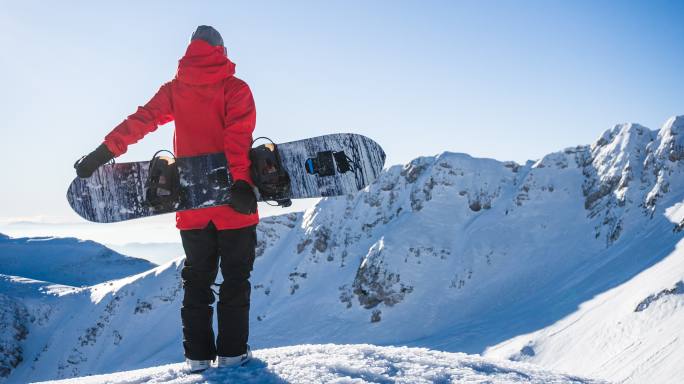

75,26,257,372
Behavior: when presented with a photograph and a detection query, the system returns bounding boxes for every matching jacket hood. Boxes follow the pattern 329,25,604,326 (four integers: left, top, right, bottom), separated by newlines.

176,40,235,85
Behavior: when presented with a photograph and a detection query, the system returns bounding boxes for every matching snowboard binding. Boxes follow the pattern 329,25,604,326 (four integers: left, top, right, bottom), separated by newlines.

305,150,357,176
250,137,292,207
145,150,181,210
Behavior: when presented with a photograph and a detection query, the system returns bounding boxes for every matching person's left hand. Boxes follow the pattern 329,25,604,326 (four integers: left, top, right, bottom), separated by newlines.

74,143,115,178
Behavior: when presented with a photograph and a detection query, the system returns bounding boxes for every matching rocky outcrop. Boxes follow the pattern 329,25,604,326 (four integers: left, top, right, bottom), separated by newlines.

634,281,684,312
0,294,28,378
352,241,414,314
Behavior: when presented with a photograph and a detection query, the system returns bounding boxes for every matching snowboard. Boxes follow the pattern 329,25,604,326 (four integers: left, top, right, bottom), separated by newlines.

67,133,386,223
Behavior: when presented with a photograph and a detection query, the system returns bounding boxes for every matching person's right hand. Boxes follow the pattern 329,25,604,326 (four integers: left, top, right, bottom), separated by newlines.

229,180,257,214
74,143,115,178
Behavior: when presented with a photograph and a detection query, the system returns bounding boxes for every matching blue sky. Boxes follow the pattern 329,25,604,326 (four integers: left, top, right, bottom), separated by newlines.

1,0,683,220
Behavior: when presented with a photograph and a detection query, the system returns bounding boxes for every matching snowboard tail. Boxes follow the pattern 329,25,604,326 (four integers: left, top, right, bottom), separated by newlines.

67,152,231,223
67,133,385,223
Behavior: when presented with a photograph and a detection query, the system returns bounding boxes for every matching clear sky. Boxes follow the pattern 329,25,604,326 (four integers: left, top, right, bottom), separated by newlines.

1,0,683,220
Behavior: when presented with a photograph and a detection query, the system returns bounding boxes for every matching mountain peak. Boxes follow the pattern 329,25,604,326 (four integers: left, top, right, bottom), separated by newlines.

594,122,654,149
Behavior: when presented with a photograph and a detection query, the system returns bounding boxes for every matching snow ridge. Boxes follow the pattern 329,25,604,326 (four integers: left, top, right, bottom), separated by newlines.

0,234,156,286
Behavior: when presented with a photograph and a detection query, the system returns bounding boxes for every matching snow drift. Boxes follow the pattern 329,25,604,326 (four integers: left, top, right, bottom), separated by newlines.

37,344,602,384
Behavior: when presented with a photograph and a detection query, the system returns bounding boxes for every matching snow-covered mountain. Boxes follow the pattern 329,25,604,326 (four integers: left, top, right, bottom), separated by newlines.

0,235,156,380
3,115,684,383
247,117,684,355
0,234,156,286
2,259,599,383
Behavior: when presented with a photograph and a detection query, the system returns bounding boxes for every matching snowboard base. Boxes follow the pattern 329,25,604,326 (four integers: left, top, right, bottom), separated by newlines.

67,134,385,223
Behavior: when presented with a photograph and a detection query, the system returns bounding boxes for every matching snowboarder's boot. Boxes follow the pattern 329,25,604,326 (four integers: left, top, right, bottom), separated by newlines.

186,358,212,373
217,345,252,368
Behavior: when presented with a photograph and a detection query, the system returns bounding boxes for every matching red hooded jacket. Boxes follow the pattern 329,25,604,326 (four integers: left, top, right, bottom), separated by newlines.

103,40,259,230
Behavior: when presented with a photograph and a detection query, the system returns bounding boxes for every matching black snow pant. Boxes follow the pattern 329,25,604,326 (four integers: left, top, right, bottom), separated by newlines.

180,221,257,360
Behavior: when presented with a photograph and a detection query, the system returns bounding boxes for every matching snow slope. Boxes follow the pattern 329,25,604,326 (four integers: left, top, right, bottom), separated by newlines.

3,115,684,383
485,236,684,383
0,258,183,382
0,233,155,286
3,259,593,383
0,235,155,380
37,344,602,384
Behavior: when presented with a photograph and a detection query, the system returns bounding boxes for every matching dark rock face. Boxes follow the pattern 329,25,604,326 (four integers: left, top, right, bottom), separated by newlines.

401,160,430,184
352,245,413,310
0,294,28,378
635,281,684,312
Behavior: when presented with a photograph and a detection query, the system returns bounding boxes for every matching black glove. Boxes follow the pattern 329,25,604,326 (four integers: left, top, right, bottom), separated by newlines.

229,180,257,214
74,143,115,178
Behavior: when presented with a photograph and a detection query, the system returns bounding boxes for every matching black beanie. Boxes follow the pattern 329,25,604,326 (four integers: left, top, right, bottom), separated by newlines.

191,25,224,47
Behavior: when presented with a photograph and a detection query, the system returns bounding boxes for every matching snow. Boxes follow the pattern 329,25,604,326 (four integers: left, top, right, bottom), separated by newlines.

484,237,684,383
36,344,602,384
665,202,684,224
0,234,155,286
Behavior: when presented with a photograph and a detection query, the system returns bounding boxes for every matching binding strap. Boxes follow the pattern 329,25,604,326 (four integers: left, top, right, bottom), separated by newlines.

145,150,181,209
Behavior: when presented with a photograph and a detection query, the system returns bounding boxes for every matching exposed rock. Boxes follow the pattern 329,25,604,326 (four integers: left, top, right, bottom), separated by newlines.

313,227,330,253
133,300,152,314
401,160,430,183
352,243,414,309
0,294,28,378
256,213,302,257
634,281,684,312
370,309,382,323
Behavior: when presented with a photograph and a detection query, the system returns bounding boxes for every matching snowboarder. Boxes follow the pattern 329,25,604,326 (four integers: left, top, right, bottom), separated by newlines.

74,25,258,372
